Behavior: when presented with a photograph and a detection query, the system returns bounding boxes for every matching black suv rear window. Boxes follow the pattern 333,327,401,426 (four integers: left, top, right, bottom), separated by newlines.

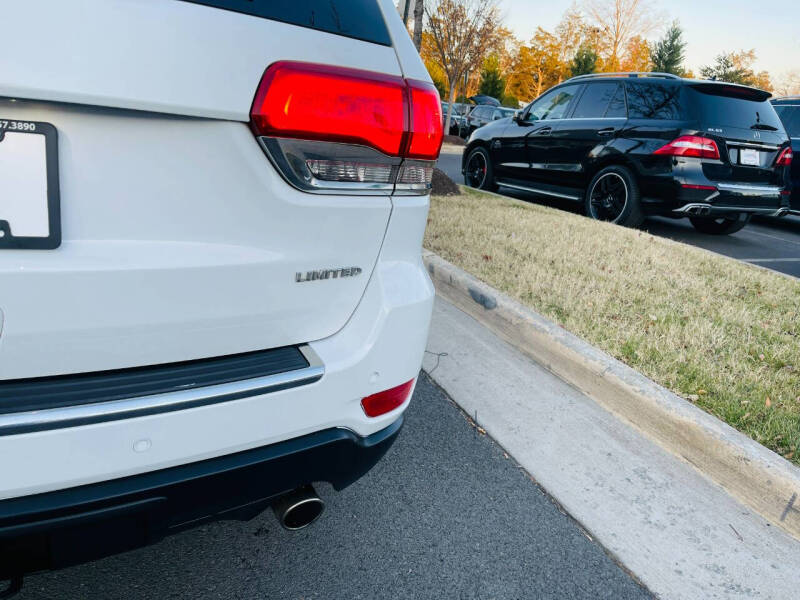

181,0,392,46
625,81,684,120
686,84,782,131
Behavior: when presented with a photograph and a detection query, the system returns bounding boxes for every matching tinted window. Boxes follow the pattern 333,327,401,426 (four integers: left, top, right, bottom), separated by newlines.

493,108,515,120
774,105,800,137
626,82,684,120
528,85,581,121
472,107,490,119
687,87,783,130
605,85,627,118
181,0,392,46
572,83,619,118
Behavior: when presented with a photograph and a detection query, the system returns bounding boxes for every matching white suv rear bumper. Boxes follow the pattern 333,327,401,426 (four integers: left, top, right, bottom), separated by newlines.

0,197,433,500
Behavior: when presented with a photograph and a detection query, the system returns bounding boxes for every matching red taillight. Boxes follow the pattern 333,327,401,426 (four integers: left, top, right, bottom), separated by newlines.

776,146,793,167
653,135,720,160
250,62,442,161
251,61,407,156
406,80,444,159
361,379,415,418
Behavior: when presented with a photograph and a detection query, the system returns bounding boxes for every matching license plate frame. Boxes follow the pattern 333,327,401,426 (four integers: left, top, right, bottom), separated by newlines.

0,120,61,250
739,147,760,167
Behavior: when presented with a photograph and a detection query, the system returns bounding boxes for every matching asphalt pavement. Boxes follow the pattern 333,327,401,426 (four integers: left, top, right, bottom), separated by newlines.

14,374,651,600
437,148,800,278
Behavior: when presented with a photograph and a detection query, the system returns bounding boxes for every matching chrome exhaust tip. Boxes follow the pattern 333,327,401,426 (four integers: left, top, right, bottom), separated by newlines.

272,484,325,530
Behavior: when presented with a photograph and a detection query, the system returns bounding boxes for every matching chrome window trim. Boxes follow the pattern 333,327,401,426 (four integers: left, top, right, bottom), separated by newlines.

0,345,324,436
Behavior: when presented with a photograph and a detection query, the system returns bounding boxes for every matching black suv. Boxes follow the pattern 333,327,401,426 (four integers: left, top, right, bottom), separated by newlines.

771,96,800,212
463,73,792,234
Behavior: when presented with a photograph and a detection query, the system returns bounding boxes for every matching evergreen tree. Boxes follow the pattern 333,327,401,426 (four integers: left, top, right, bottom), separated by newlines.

478,55,506,100
650,21,686,75
570,45,598,77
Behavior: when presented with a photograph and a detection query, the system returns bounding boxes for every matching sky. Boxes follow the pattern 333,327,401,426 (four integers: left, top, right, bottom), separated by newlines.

500,0,800,78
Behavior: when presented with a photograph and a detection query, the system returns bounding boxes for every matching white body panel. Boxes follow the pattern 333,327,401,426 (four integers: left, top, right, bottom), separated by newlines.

0,0,402,120
0,201,433,498
0,0,435,500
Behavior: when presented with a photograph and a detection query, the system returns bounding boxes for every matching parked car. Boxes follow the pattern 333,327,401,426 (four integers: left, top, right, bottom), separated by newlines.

771,96,800,213
465,106,517,136
0,0,441,581
442,102,472,135
463,73,792,234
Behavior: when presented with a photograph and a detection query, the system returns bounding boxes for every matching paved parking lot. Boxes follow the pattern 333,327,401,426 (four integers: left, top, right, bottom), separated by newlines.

15,375,650,600
437,149,800,278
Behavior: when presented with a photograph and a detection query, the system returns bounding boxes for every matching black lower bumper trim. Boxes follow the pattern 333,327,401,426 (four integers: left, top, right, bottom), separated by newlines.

0,418,403,577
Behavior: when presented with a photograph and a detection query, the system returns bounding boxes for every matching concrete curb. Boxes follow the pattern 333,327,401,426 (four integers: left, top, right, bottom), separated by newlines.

422,249,800,541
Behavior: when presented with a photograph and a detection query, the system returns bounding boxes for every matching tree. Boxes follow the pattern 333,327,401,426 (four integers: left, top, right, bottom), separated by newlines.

775,71,800,97
583,0,659,71
501,93,519,108
620,35,651,72
478,54,506,99
570,44,599,76
650,21,686,75
700,50,772,90
412,0,424,52
425,0,502,127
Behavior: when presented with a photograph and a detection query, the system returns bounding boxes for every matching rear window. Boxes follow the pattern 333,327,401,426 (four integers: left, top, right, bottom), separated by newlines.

775,105,800,137
625,82,684,120
181,0,392,46
686,85,783,131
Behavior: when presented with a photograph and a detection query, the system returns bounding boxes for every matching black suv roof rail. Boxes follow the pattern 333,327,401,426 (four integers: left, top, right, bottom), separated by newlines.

566,72,682,83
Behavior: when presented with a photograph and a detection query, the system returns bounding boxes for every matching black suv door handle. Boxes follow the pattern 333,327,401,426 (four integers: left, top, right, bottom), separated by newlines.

597,127,617,137
535,127,552,136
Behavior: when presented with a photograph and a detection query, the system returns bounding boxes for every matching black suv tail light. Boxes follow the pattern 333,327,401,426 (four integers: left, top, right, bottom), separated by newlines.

776,146,793,167
653,135,720,160
251,62,442,195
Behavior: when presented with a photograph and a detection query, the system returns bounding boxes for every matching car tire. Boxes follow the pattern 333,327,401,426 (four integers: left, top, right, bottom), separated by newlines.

464,146,497,192
689,213,751,235
585,165,644,227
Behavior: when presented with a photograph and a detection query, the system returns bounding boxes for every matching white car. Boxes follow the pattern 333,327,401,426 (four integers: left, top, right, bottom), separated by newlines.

0,0,441,580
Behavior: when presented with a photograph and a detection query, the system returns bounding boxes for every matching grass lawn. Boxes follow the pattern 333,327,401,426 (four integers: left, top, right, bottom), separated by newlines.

425,187,800,465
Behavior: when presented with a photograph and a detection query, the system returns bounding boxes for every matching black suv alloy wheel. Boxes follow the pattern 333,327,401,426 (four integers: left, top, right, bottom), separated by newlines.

585,166,644,227
464,147,497,191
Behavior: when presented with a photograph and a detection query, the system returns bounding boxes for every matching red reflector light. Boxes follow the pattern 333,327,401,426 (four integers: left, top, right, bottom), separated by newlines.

776,146,793,167
361,379,415,418
654,135,720,160
251,62,443,161
681,184,717,190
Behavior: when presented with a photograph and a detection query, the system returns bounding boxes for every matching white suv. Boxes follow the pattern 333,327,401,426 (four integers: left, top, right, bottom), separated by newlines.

0,0,440,578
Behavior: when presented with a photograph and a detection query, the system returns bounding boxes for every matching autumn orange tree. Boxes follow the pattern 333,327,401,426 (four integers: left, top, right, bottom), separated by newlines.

582,0,659,72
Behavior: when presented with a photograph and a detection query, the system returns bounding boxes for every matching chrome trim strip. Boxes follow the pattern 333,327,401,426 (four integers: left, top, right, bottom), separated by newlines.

673,203,788,217
0,345,324,436
725,141,780,151
716,182,782,196
497,181,581,201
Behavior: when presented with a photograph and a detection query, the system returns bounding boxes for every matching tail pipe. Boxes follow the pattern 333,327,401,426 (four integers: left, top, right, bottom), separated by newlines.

674,203,712,216
271,484,325,530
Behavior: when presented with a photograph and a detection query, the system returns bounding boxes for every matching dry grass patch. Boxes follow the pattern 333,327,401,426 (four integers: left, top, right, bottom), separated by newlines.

425,188,800,464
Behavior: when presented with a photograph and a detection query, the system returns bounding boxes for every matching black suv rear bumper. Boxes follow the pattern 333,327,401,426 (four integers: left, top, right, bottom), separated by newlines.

0,417,403,578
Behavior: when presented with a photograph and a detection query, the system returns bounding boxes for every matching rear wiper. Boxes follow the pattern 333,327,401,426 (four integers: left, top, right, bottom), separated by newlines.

750,123,778,131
